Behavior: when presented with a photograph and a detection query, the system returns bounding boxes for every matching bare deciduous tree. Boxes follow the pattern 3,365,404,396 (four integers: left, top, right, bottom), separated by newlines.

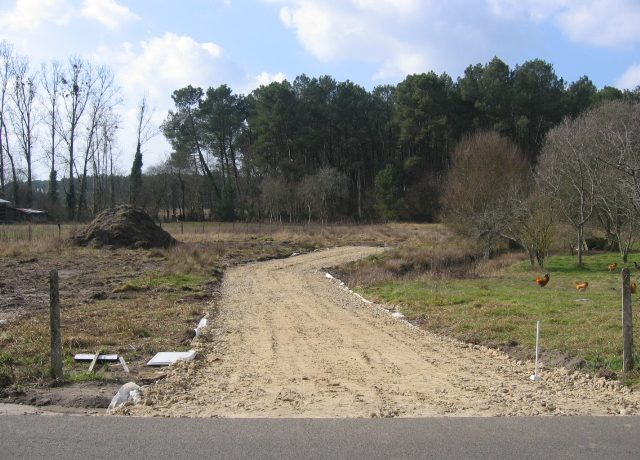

40,60,64,214
10,56,38,207
0,41,16,201
537,115,600,267
300,167,348,225
260,175,289,223
585,101,640,262
75,65,121,220
59,58,95,220
442,131,530,259
504,190,556,268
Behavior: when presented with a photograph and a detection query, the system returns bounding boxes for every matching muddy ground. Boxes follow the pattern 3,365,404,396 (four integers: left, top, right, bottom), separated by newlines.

0,249,162,322
0,248,183,414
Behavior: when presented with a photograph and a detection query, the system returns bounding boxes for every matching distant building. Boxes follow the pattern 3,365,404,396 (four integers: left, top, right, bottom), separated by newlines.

0,198,10,222
0,198,48,223
15,208,48,223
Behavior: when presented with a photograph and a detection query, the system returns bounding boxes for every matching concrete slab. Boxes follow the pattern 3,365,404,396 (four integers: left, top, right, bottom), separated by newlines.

147,350,196,366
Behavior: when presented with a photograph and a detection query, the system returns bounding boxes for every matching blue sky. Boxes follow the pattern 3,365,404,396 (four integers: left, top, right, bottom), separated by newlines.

1,0,639,177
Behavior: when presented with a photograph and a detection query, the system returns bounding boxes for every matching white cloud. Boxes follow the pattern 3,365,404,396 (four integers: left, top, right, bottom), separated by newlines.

276,0,434,79
0,0,72,32
487,0,640,47
486,0,567,22
94,32,239,100
253,71,287,87
0,0,139,35
351,0,420,16
616,64,640,89
373,47,430,80
557,1,640,47
90,33,246,169
81,0,139,29
279,3,345,61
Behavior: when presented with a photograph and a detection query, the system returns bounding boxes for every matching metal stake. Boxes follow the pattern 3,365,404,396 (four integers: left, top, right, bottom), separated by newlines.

530,320,541,381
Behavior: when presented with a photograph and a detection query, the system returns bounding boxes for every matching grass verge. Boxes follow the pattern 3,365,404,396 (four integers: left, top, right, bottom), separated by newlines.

344,248,640,383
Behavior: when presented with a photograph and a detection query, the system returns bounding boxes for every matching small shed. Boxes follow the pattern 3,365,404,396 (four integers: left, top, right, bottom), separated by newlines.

15,207,48,223
0,198,10,223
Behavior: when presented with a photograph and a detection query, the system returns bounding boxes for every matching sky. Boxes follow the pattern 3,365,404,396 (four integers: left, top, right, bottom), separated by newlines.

1,0,639,179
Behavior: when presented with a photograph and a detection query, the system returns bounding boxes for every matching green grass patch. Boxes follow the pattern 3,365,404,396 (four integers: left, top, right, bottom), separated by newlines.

357,252,640,375
114,272,207,293
66,371,106,383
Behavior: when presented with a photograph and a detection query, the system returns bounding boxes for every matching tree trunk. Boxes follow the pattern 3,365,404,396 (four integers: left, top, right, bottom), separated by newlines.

577,225,584,267
67,136,76,220
76,146,91,221
4,132,18,206
0,120,4,194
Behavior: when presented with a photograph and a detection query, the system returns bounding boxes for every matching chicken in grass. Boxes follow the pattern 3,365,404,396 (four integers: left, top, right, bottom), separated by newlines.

608,263,618,272
575,281,589,292
631,282,637,294
535,273,550,287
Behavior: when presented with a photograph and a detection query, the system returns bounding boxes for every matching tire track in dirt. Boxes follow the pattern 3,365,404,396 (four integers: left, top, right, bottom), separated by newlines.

131,247,640,417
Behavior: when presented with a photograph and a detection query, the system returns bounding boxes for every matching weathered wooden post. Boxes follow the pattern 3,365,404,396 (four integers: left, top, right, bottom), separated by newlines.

181,222,184,234
622,268,634,372
49,269,63,380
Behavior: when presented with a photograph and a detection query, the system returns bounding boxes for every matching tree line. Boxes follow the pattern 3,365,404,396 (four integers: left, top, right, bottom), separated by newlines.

2,36,639,223
442,100,640,267
149,58,638,224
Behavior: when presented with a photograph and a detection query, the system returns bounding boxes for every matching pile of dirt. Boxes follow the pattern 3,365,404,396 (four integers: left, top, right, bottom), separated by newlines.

71,205,176,249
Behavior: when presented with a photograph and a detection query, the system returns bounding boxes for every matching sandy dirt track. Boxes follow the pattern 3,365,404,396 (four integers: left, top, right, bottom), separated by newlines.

131,247,640,417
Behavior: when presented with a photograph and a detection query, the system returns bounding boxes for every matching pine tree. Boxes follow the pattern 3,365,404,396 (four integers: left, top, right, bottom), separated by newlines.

130,141,142,207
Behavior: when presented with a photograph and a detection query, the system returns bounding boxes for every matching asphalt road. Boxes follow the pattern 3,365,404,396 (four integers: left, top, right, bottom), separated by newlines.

1,416,639,459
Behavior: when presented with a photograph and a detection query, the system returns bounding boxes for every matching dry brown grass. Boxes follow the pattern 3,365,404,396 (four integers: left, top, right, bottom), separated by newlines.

163,221,437,248
0,238,68,258
472,252,528,278
341,226,482,286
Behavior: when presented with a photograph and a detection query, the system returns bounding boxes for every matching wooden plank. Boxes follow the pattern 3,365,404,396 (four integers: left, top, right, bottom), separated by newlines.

74,354,119,362
49,270,63,380
88,351,100,372
118,356,130,373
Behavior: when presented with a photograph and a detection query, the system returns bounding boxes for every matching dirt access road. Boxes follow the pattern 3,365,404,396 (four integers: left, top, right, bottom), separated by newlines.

131,247,640,417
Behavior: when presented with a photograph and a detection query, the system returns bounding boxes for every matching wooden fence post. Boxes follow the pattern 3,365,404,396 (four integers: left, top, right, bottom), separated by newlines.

49,270,63,380
622,268,634,372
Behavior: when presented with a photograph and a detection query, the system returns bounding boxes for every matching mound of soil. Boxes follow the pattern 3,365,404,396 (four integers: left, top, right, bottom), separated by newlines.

71,205,176,249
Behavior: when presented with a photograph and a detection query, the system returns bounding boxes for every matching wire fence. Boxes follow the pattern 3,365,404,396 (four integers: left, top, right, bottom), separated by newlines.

0,221,338,243
0,223,79,243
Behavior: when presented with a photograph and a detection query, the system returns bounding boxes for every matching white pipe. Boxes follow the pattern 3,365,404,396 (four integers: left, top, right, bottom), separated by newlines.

530,320,541,381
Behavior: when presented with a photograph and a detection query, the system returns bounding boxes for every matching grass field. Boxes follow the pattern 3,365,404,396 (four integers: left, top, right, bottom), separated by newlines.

347,251,640,380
